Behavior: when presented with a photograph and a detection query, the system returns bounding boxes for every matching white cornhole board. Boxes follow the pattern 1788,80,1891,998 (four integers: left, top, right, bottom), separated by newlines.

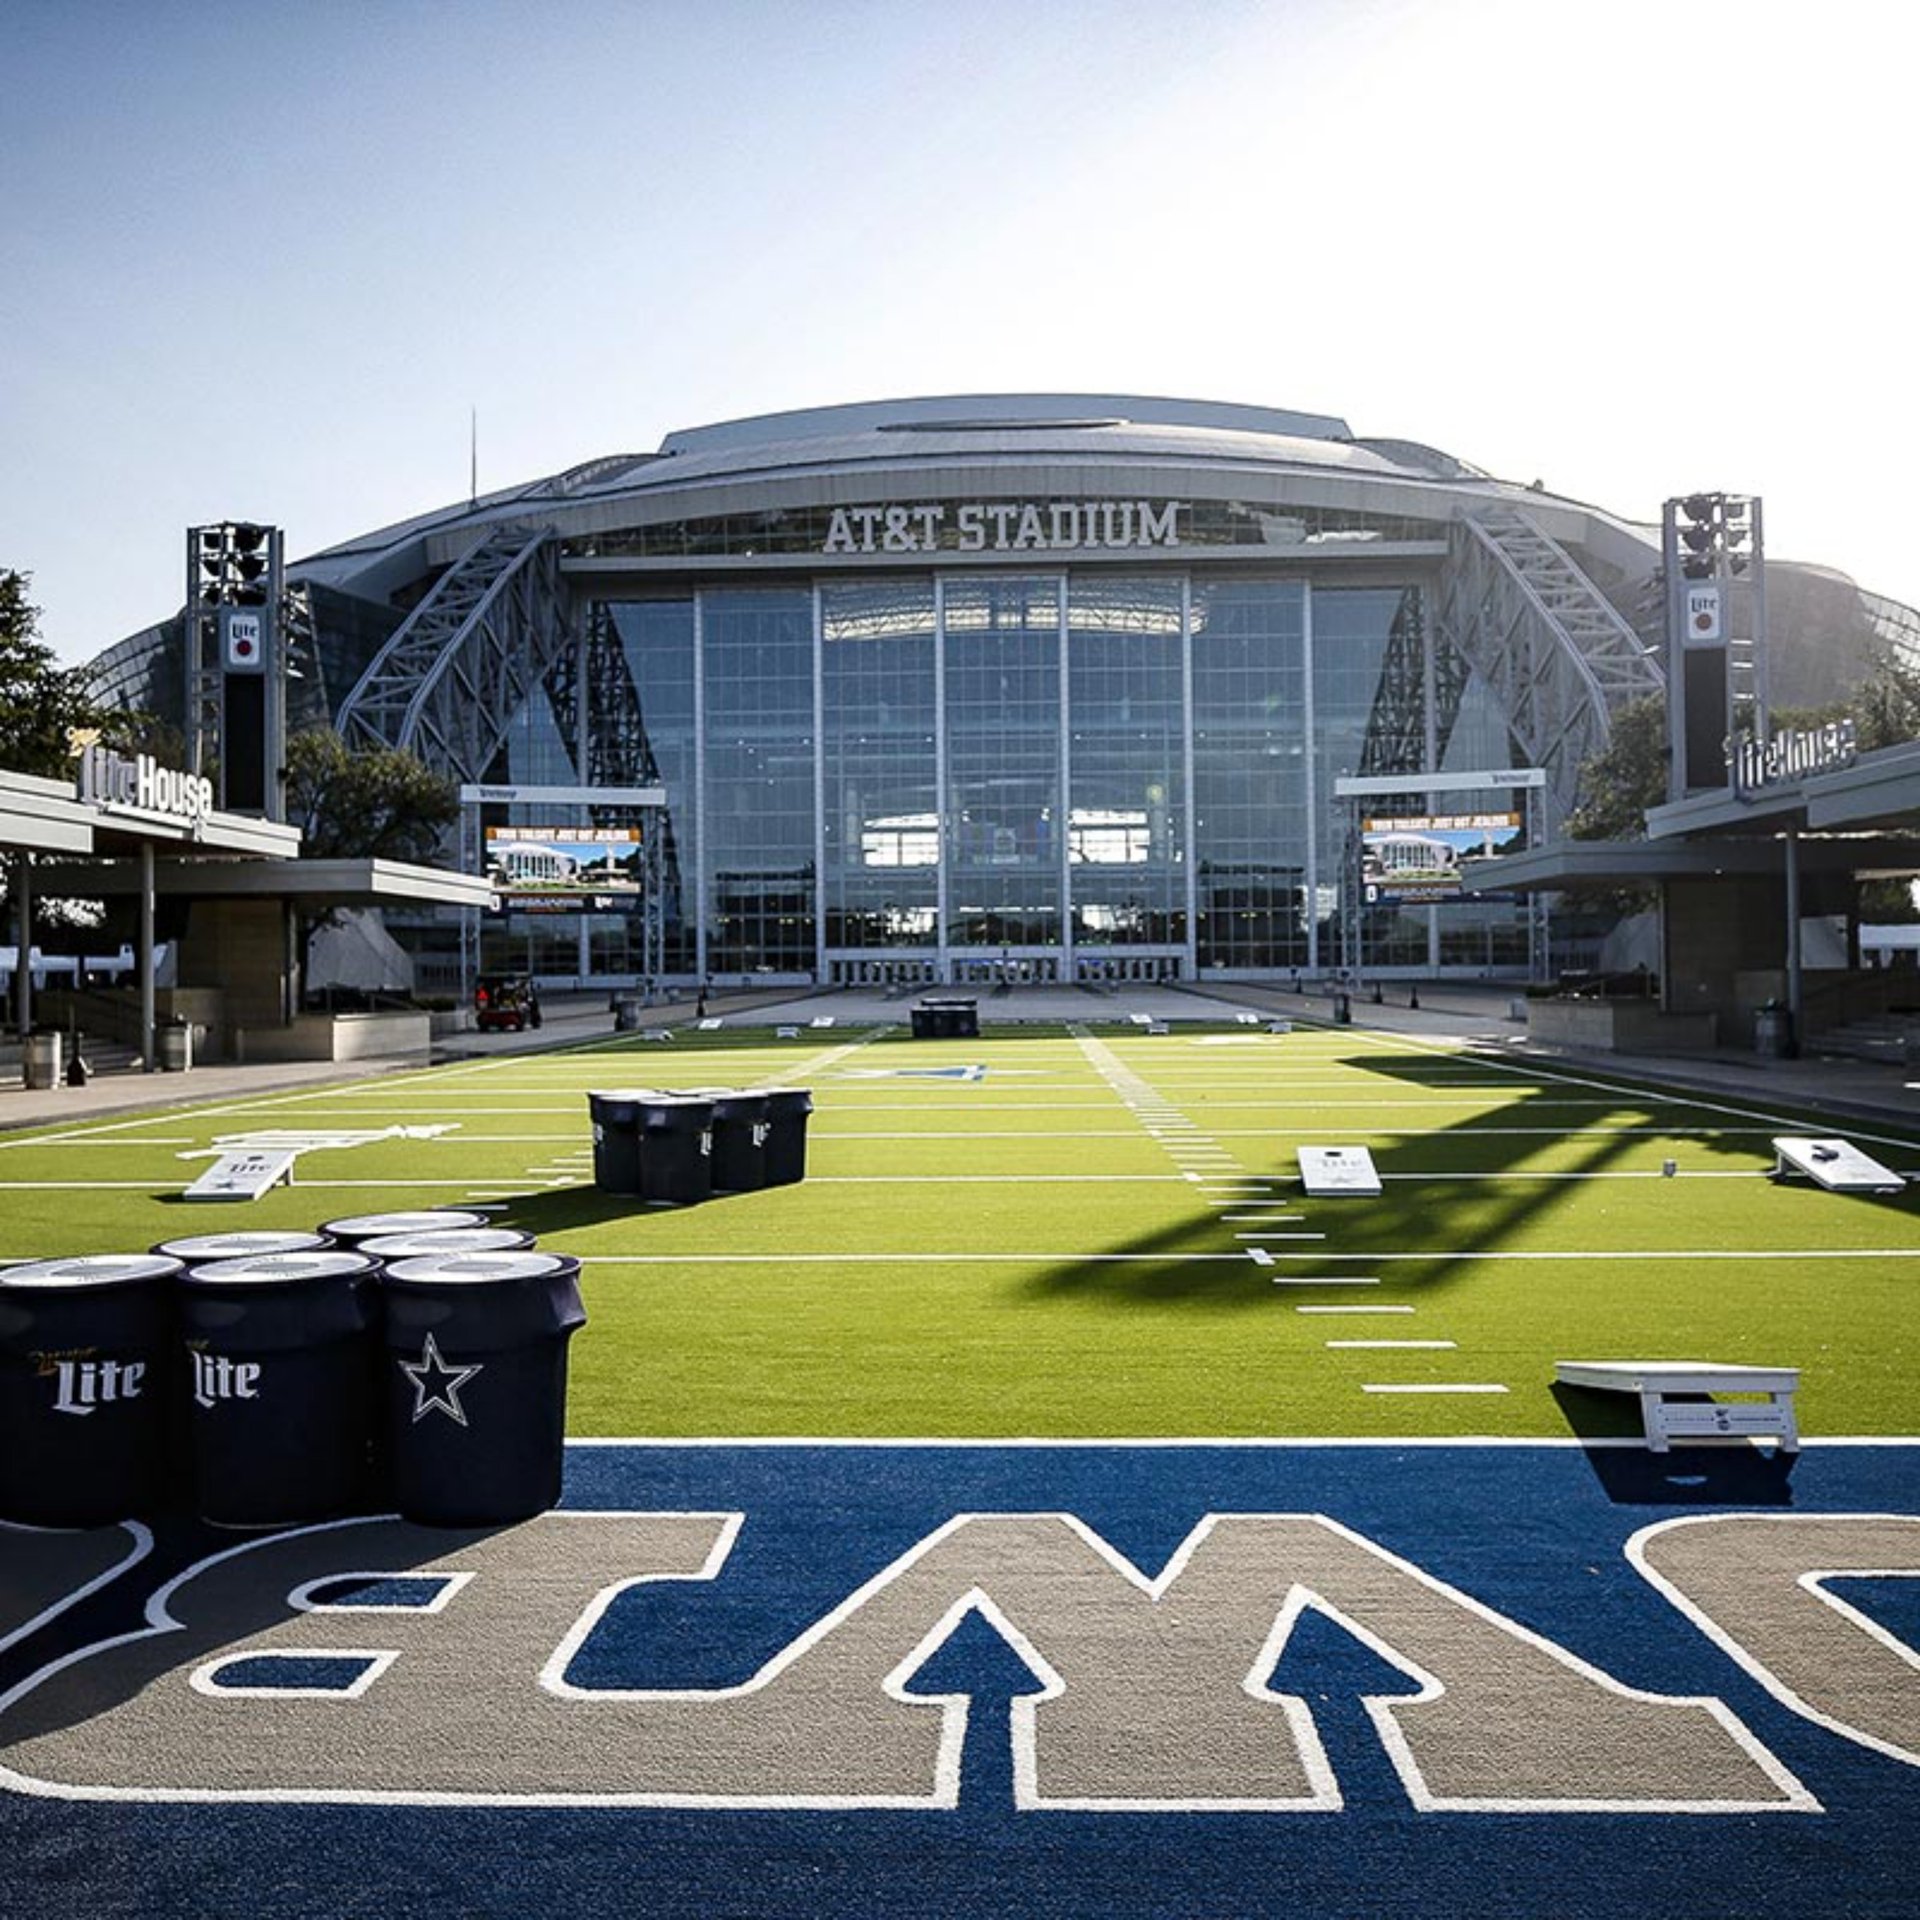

1772,1136,1904,1193
810,1015,836,1029
697,1018,722,1031
1147,1020,1169,1035
644,1029,675,1042
1298,1145,1382,1197
1235,1012,1259,1026
777,1025,800,1039
1267,1019,1292,1036
1130,1013,1153,1027
1555,1359,1801,1452
183,1149,299,1203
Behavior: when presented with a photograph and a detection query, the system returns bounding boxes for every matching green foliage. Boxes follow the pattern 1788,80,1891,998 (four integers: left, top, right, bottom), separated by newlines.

1565,696,1667,841
1850,644,1920,751
284,727,459,863
0,569,125,777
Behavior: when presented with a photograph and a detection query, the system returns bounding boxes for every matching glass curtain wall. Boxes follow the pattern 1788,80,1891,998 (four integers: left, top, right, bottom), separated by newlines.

609,600,698,976
943,577,1063,959
589,571,1518,983
1191,578,1311,971
1067,578,1186,964
821,580,939,968
702,589,816,975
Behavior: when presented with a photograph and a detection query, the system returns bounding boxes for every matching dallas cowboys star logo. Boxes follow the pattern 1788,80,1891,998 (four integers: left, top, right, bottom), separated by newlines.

399,1333,482,1426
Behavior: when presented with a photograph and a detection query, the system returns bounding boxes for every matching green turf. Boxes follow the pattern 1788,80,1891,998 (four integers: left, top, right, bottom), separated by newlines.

3,1020,1918,1439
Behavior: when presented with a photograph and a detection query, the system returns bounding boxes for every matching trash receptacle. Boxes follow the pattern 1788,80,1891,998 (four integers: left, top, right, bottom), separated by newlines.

177,1250,380,1527
362,1227,535,1260
155,1230,334,1263
689,1088,769,1193
24,1031,63,1089
638,1094,714,1205
613,998,642,1033
1754,1002,1796,1059
379,1252,586,1526
321,1209,491,1247
759,1087,815,1187
0,1254,182,1526
158,1023,193,1072
588,1089,650,1195
1332,992,1352,1026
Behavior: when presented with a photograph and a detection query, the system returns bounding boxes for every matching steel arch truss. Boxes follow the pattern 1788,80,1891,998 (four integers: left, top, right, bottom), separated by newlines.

1437,509,1664,817
335,528,573,788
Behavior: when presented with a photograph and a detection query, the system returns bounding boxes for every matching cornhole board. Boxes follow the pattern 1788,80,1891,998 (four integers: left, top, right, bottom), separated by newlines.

1234,1012,1260,1026
809,1015,836,1028
1147,1020,1169,1035
697,1018,722,1031
1298,1145,1382,1197
644,1030,675,1042
183,1149,299,1203
777,1026,800,1039
1554,1359,1801,1452
1771,1136,1904,1192
1268,1019,1292,1035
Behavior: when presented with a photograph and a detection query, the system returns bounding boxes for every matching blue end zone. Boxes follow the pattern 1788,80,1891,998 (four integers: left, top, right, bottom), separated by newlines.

3,1441,1917,1919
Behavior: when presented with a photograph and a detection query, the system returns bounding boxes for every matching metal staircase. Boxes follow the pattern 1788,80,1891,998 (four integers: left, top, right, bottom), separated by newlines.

334,527,574,789
1437,507,1663,817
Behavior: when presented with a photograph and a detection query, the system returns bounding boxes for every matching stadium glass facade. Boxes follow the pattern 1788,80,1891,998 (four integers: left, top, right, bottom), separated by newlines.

86,393,1917,991
488,568,1523,986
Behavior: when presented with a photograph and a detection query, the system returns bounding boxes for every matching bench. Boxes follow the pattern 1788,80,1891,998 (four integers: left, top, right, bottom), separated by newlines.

1771,1136,1904,1193
1554,1359,1801,1452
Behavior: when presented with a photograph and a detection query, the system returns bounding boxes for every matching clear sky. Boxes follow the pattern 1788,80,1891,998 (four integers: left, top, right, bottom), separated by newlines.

5,0,1915,662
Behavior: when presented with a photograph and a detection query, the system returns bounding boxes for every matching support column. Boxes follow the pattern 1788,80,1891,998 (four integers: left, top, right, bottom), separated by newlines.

12,851,31,1041
140,842,156,1071
1784,829,1803,1050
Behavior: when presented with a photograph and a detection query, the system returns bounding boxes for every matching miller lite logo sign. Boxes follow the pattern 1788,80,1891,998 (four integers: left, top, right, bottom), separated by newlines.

38,1349,146,1416
1685,584,1723,645
221,608,266,672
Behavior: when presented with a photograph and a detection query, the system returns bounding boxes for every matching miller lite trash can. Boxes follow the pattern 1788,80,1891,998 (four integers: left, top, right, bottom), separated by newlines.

321,1209,490,1247
0,1254,182,1527
154,1230,334,1263
177,1250,380,1527
638,1094,714,1205
689,1088,770,1193
759,1087,815,1187
361,1228,536,1260
379,1252,587,1526
588,1090,649,1196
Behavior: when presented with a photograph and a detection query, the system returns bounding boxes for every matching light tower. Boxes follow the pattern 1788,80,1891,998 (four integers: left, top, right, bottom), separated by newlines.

184,522,286,818
1663,491,1766,799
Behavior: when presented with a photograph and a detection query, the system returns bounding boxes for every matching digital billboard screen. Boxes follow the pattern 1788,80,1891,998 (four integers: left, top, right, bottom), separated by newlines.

1361,811,1524,905
484,824,643,913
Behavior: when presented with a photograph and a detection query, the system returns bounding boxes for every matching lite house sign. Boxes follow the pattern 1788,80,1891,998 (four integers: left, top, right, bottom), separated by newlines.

75,743,215,831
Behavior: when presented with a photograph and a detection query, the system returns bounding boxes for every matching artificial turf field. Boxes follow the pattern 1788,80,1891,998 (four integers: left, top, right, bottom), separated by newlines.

3,1015,1919,1917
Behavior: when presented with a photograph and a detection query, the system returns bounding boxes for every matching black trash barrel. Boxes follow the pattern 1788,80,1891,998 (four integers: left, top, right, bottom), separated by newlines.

177,1250,380,1527
1332,992,1352,1026
321,1209,491,1247
693,1088,770,1193
0,1255,181,1526
361,1228,535,1260
587,1089,650,1196
758,1087,815,1187
155,1230,333,1262
379,1252,587,1526
639,1094,714,1205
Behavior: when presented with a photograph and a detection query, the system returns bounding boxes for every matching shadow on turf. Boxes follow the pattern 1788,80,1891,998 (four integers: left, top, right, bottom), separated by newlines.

1549,1384,1799,1503
1019,1045,1653,1309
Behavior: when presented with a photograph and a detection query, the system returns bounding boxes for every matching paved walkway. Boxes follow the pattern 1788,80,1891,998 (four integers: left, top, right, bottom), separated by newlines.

2,981,1915,1134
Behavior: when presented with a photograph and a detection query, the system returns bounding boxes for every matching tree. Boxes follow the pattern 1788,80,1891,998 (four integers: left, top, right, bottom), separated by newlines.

0,569,125,776
284,727,459,862
1565,696,1668,841
283,728,461,997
